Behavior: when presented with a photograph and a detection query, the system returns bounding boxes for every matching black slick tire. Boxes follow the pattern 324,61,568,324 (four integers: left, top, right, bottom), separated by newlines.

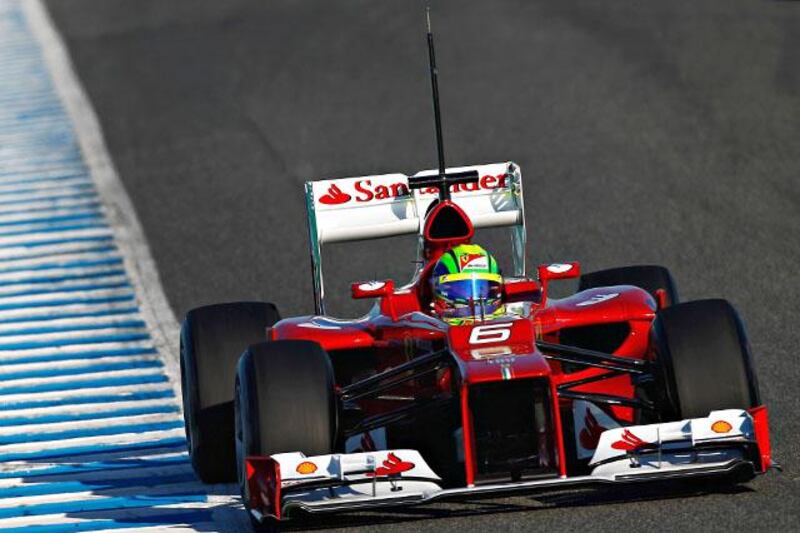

180,302,280,483
235,340,335,523
651,299,760,420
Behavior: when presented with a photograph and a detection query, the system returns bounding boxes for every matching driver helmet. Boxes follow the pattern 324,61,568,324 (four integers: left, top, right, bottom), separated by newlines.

430,244,504,324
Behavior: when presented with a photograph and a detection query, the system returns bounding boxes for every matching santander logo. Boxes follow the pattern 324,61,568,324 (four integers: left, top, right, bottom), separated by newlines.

366,453,415,477
579,408,607,450
318,184,352,205
611,429,650,451
318,173,508,206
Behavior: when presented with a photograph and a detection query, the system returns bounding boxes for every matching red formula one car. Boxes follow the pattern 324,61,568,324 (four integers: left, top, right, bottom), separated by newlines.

179,161,771,529
179,19,772,530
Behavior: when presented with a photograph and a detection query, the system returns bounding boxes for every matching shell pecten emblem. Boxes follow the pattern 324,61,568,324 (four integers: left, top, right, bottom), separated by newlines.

711,420,733,434
296,461,318,475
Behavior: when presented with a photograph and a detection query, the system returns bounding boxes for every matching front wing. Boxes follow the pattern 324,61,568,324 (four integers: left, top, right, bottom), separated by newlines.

245,407,771,522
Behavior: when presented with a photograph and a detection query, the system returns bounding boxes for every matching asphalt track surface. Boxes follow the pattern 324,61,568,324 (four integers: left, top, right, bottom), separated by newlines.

45,0,799,531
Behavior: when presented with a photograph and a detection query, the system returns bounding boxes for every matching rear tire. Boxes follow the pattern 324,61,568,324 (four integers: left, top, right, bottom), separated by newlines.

651,299,760,420
181,302,280,483
579,265,679,307
236,341,335,508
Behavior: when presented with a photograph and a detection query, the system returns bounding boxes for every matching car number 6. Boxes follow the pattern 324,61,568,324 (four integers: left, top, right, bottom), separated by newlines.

469,323,512,344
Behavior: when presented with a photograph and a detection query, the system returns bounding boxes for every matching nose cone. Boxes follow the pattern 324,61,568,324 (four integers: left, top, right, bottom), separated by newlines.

446,318,551,384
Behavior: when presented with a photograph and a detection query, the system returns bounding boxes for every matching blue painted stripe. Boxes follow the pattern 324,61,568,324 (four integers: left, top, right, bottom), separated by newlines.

0,144,78,157
0,123,74,138
0,268,127,287
0,280,130,299
0,471,196,499
0,454,188,481
0,256,121,273
2,110,73,123
0,307,140,326
0,234,112,250
0,419,184,446
0,511,215,533
0,244,116,264
0,492,207,521
0,200,98,218
0,210,102,228
0,180,91,198
0,331,148,351
0,404,180,428
0,220,108,238
0,293,134,310
0,436,186,463
0,144,76,154
0,319,145,337
0,373,167,396
0,388,172,412
3,120,75,136
0,358,162,382
0,191,97,208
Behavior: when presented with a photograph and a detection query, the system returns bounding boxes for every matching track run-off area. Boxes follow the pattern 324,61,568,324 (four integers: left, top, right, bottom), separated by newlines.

0,1,245,531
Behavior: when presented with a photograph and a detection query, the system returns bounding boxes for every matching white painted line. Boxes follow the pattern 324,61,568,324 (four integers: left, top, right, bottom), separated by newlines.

0,227,111,248
0,412,181,438
0,325,146,351
0,382,173,407
0,367,165,390
0,274,128,297
0,263,123,283
0,398,179,422
0,500,227,529
0,177,92,195
0,353,159,378
0,452,191,486
0,252,120,272
0,286,133,306
0,339,155,364
0,302,140,326
0,427,186,456
0,312,142,334
0,468,196,497
0,205,100,225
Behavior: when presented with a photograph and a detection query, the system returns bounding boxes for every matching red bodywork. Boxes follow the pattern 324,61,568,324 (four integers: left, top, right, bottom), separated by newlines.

266,200,669,486
242,192,772,522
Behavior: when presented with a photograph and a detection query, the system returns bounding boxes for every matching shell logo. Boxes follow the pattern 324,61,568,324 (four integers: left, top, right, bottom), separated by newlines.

711,420,733,434
295,461,318,475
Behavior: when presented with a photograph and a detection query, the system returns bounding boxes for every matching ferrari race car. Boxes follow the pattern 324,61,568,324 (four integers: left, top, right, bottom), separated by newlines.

179,161,772,529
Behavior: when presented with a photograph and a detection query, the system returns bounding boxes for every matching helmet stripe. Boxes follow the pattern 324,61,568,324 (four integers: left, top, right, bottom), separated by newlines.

439,250,459,274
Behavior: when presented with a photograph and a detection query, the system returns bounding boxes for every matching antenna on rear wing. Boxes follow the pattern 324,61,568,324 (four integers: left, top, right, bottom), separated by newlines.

426,7,447,196
410,7,479,202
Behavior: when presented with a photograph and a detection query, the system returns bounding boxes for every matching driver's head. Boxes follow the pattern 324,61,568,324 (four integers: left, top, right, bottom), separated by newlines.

430,244,504,324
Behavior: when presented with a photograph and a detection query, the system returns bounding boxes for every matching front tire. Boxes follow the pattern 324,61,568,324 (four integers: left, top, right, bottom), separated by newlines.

181,302,280,483
651,299,760,420
235,340,335,516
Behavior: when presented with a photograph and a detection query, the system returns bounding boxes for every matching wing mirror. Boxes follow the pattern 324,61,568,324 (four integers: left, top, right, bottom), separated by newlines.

503,278,541,303
537,262,580,305
351,279,395,300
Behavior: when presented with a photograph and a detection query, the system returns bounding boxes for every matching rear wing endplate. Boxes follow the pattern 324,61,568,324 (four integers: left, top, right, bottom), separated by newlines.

305,161,525,314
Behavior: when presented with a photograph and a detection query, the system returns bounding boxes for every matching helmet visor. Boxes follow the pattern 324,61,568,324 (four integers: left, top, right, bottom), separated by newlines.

434,272,503,319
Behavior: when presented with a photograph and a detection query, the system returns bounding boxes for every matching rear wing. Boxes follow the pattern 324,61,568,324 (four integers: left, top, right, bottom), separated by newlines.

305,161,526,314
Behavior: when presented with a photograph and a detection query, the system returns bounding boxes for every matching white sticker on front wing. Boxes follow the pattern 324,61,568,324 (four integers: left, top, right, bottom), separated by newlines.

576,293,619,307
